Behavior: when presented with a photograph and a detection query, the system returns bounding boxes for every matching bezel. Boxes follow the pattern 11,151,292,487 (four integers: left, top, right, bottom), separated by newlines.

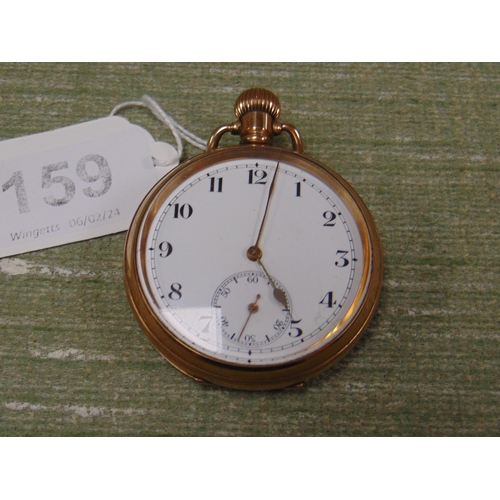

124,144,383,390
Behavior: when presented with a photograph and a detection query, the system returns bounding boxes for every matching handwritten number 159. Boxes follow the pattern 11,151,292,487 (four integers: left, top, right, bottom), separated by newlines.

1,154,112,214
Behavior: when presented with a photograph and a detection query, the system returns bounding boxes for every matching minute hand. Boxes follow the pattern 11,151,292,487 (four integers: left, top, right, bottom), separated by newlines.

246,163,289,311
254,162,280,250
247,162,280,262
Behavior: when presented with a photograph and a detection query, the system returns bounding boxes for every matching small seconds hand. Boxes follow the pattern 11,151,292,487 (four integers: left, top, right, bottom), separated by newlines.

238,294,261,341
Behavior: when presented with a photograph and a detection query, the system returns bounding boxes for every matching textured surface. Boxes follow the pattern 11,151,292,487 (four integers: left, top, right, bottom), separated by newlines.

0,63,498,436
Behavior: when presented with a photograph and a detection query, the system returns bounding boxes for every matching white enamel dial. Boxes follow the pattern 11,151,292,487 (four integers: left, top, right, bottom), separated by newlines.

135,155,369,367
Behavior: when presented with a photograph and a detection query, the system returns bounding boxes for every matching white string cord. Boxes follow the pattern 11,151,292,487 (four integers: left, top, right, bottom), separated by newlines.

110,95,207,163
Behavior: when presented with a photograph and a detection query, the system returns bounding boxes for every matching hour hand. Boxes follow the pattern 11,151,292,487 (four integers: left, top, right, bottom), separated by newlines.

246,245,289,311
257,259,289,311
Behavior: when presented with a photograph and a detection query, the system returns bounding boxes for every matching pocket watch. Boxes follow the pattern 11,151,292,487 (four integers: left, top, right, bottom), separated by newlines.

124,88,383,390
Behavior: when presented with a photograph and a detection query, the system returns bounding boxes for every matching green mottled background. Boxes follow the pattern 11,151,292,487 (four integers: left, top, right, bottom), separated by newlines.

1,63,498,436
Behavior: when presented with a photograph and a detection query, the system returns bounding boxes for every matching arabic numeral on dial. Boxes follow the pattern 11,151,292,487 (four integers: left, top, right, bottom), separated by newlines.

273,319,285,331
168,283,182,300
295,182,302,197
158,241,173,258
2,171,30,214
335,250,350,267
209,177,223,192
319,291,336,308
173,203,193,219
203,315,229,332
200,315,213,333
288,319,303,338
76,154,112,198
323,211,336,226
248,169,267,185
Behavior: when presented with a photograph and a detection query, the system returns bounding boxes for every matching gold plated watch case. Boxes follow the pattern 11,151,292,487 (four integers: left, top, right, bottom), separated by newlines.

124,89,383,390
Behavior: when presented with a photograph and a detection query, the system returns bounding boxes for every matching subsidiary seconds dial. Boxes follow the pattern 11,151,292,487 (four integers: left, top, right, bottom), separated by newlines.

212,271,292,348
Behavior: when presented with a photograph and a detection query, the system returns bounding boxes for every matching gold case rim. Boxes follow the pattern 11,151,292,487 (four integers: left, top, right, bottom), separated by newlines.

124,145,383,390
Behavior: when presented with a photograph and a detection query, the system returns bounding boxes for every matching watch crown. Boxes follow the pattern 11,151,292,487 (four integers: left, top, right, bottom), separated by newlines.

206,88,303,153
234,88,281,120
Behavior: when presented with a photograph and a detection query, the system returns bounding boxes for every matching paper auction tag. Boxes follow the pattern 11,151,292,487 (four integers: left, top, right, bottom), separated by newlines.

0,116,166,258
